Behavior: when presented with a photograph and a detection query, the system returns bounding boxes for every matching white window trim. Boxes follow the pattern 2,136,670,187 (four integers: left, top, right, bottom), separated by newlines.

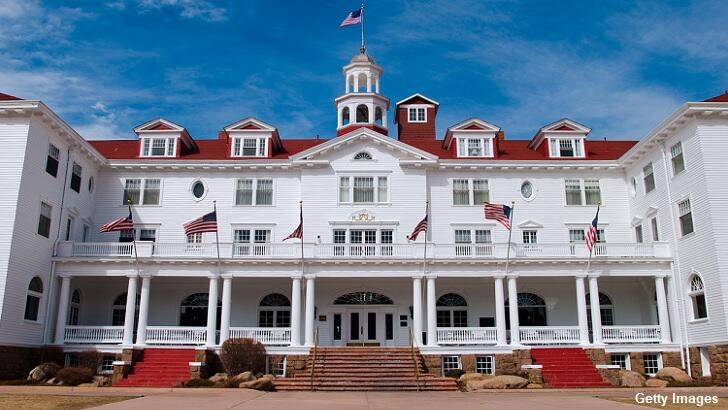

451,178,490,206
610,353,631,371
233,178,276,207
331,228,396,244
643,163,656,194
687,273,709,322
231,136,270,158
670,141,686,177
548,137,585,158
338,175,390,205
643,353,662,376
522,229,539,244
475,355,495,375
139,137,177,158
455,137,494,158
676,196,695,239
190,179,208,202
37,200,54,239
407,105,428,123
564,178,602,206
122,178,163,206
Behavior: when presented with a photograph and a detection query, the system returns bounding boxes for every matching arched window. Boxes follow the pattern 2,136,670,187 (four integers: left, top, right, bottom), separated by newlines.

341,107,350,126
357,73,367,92
586,292,614,326
688,275,708,320
356,104,369,123
374,107,383,126
505,292,547,327
436,293,468,327
24,277,43,321
353,152,373,161
68,289,81,325
112,292,139,326
179,293,221,327
334,291,393,305
258,293,291,328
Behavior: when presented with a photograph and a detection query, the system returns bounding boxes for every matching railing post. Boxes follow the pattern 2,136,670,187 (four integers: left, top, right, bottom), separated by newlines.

135,275,151,345
122,275,138,346
54,275,72,344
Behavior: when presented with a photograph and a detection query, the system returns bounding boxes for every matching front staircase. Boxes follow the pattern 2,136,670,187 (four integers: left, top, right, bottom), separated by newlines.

275,347,457,391
530,347,610,388
114,348,195,387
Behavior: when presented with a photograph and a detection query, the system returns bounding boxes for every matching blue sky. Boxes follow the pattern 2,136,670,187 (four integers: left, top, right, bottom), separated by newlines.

1,0,726,141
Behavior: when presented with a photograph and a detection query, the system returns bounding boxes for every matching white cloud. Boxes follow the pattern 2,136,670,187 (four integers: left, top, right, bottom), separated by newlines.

137,0,227,22
0,0,93,47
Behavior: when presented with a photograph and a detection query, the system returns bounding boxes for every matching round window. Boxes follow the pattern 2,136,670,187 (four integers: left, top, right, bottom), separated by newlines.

520,181,534,200
88,176,95,193
192,181,205,199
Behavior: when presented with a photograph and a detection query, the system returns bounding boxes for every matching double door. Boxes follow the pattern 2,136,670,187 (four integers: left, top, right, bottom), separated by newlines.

332,309,393,346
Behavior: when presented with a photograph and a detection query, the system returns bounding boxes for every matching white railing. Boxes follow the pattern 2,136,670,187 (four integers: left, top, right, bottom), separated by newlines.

602,325,662,344
228,327,291,345
520,326,581,344
64,242,134,257
64,326,124,344
314,243,431,259
436,327,497,345
145,326,207,345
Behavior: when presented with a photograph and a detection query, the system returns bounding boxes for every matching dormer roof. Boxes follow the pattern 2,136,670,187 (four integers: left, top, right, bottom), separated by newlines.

528,118,591,149
222,117,282,152
133,117,197,151
394,93,439,124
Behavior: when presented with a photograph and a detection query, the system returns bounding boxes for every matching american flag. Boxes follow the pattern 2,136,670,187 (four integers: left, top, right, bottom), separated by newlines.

183,211,218,236
99,210,134,233
283,206,303,241
340,8,362,27
484,202,512,230
586,207,600,252
407,215,428,241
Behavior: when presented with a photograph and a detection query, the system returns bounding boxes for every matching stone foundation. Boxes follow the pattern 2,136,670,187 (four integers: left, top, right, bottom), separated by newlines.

688,344,728,386
284,355,309,377
112,348,139,384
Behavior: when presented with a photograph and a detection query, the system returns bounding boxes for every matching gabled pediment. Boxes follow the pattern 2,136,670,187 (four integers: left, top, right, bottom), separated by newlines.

395,93,439,107
631,216,644,226
540,118,591,134
517,219,543,229
223,117,277,132
645,206,659,217
448,118,501,132
133,118,185,133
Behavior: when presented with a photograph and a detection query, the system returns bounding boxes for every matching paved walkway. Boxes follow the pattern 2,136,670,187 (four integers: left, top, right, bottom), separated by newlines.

1,386,728,409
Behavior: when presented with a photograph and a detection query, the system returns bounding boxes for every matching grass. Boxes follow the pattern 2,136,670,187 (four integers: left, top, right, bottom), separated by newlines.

0,394,132,410
604,396,728,409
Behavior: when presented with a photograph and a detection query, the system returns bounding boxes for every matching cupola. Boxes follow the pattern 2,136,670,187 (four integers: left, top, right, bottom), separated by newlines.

334,49,390,136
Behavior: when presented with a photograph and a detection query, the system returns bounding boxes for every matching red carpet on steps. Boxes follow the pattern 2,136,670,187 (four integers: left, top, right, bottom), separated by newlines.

114,348,195,387
530,347,610,388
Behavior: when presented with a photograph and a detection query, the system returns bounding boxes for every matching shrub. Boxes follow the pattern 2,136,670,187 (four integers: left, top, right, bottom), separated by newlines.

445,369,466,379
77,351,103,374
56,367,94,386
38,346,64,367
219,338,266,376
179,378,215,388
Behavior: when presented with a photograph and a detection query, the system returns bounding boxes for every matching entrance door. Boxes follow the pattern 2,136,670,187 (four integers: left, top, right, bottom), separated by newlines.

348,310,379,345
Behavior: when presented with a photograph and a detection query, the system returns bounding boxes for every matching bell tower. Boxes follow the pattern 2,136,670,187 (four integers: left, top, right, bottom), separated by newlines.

334,49,390,136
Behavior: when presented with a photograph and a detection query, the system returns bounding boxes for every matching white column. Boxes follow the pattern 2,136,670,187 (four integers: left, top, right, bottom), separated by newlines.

588,276,603,345
368,103,375,123
206,276,219,347
304,276,316,346
412,276,423,345
366,73,372,92
494,275,507,345
54,275,72,344
375,76,380,93
135,276,151,345
354,75,360,92
575,276,589,345
122,275,138,345
219,276,232,345
290,277,302,346
654,275,672,343
507,276,520,345
426,276,437,346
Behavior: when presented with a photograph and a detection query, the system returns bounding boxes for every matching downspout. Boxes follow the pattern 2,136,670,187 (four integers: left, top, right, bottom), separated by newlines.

660,143,691,375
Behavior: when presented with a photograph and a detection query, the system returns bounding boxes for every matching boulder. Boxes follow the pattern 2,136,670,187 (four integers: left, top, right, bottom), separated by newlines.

45,377,57,385
526,383,543,389
27,363,60,382
208,373,228,384
93,376,112,387
619,370,646,387
645,378,669,388
239,374,274,391
459,373,489,383
656,367,692,384
236,371,256,383
480,375,529,389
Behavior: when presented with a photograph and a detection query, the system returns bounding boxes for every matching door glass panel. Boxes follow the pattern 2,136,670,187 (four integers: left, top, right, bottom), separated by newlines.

334,314,342,340
350,230,363,256
350,312,360,340
385,313,393,340
364,230,376,256
367,312,377,340
436,310,451,327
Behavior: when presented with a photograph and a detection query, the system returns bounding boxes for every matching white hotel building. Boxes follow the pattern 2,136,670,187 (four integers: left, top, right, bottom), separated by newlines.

1,49,728,384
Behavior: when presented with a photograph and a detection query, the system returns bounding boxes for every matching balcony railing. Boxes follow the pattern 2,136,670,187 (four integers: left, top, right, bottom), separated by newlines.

520,326,581,344
601,325,662,344
228,327,291,345
145,326,207,345
63,326,124,344
436,327,497,345
55,241,671,260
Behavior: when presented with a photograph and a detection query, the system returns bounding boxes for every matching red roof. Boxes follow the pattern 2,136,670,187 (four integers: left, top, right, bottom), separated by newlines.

0,92,21,101
703,91,728,103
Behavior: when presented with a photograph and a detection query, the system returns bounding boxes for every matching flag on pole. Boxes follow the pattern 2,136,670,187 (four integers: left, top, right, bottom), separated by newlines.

586,207,600,252
407,215,428,241
484,202,512,230
283,206,303,241
340,8,362,27
99,210,134,233
183,211,218,235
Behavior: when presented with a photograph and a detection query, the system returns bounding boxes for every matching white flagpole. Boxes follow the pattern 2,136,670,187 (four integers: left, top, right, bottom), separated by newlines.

503,202,515,277
360,3,365,52
299,201,304,277
127,201,141,277
213,201,222,275
585,203,601,275
422,201,429,276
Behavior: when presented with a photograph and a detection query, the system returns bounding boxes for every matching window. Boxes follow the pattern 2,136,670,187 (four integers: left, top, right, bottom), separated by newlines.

586,292,614,327
64,216,74,241
46,144,60,177
436,293,468,327
112,293,139,326
520,181,534,200
643,353,661,375
584,179,601,205
235,178,273,206
338,176,388,203
650,217,660,241
565,179,601,205
123,178,161,205
610,354,629,370
565,179,583,205
456,137,493,158
191,180,205,200
549,138,584,158
267,356,286,377
68,290,80,325
635,225,644,243
353,152,372,160
24,277,43,321
475,356,494,375
452,178,489,205
233,228,271,256
454,228,492,256
138,228,156,242
643,163,655,193
37,202,52,238
82,224,90,242
88,176,94,193
99,355,115,374
140,137,176,157
442,356,462,375
678,198,694,236
408,107,426,122
118,228,157,243
232,137,267,157
522,230,537,244
689,275,708,320
70,162,82,192
671,142,685,175
258,294,291,328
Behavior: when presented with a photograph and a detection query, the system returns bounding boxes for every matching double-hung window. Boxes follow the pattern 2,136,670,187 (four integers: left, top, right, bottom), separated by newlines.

408,107,426,122
46,144,60,177
650,217,660,241
452,178,489,205
643,353,661,376
549,138,584,158
338,176,388,203
643,163,656,193
475,356,495,375
37,202,52,238
140,137,176,157
454,228,492,257
670,142,685,175
70,163,82,193
635,225,644,243
522,230,538,251
565,179,583,205
564,179,601,205
678,198,694,236
232,137,267,157
456,137,493,158
233,228,271,256
235,178,274,205
123,178,161,205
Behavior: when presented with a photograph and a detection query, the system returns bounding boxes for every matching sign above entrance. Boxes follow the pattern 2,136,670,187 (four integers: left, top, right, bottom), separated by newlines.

349,209,376,222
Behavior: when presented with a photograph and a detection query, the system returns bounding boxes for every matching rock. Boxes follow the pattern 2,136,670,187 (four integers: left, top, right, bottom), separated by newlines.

619,370,646,387
239,374,274,391
645,378,669,388
656,367,692,383
458,373,489,383
27,363,60,382
237,371,255,382
93,376,111,387
526,383,543,389
45,378,57,385
209,373,228,383
480,375,529,389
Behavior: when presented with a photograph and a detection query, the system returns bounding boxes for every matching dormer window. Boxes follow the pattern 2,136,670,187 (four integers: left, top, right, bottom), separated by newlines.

232,137,267,157
141,137,176,157
456,137,493,158
408,107,426,123
549,138,584,158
